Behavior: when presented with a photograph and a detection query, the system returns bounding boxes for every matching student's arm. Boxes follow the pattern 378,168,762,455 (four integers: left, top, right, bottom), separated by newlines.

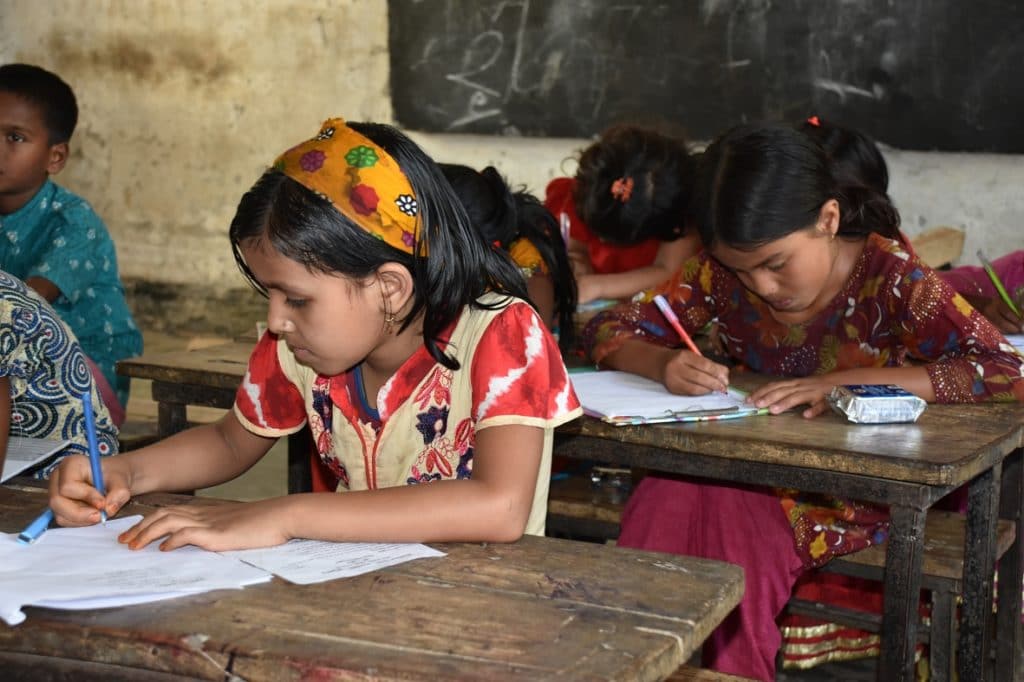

575,232,702,303
961,293,1024,334
525,272,556,328
108,423,545,552
601,338,729,395
48,411,278,526
748,366,935,419
23,276,61,303
0,376,10,475
567,236,594,278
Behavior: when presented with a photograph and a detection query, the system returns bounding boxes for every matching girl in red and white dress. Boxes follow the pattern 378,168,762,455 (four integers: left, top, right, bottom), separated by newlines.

49,118,581,551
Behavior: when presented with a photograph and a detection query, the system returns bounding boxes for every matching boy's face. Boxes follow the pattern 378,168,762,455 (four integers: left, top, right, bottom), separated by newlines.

0,91,68,214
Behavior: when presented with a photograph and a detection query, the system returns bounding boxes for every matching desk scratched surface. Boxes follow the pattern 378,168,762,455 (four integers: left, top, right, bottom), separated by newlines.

0,484,743,682
559,398,1024,487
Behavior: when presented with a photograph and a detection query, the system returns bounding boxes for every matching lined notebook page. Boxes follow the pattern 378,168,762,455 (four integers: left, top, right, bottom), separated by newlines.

2,437,70,482
570,371,762,425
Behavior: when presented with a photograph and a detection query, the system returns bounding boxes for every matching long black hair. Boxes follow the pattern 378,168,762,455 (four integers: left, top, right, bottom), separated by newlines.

573,124,695,244
690,122,900,251
440,163,578,351
798,117,889,194
229,122,529,370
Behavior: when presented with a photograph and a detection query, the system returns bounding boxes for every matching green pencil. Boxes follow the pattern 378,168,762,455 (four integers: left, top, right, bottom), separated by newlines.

977,249,1022,318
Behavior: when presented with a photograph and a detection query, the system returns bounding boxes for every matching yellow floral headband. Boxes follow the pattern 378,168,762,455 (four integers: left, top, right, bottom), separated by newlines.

273,118,421,255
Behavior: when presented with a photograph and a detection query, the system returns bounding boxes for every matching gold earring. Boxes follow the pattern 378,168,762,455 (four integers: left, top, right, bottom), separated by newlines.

383,310,396,333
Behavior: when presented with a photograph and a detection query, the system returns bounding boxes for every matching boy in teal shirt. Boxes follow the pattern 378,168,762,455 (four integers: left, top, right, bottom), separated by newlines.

0,63,141,421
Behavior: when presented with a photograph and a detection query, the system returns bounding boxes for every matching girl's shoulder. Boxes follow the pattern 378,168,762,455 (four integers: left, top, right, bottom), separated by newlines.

863,232,927,276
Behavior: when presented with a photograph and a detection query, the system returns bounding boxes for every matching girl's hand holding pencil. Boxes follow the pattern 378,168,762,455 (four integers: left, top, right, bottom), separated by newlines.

49,452,132,528
652,294,730,395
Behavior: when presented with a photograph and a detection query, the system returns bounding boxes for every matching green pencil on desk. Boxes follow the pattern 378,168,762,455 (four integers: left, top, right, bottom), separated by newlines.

978,249,1022,319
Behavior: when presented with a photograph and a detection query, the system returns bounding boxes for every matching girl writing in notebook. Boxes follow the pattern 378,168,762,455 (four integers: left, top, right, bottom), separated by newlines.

582,122,1024,680
49,118,582,550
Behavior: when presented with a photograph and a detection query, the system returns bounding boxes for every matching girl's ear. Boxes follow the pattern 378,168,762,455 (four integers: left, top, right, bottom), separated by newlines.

46,142,69,176
375,262,415,315
816,198,840,237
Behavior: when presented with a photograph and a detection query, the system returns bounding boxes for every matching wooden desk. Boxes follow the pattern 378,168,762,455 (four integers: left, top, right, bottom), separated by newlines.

555,392,1024,682
116,342,317,492
0,483,743,681
119,345,1024,680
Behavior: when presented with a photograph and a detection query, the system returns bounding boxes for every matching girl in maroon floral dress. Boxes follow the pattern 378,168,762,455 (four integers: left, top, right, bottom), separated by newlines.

583,123,1024,680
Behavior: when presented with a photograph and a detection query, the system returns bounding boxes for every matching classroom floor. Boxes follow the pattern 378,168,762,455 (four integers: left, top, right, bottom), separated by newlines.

124,330,1021,681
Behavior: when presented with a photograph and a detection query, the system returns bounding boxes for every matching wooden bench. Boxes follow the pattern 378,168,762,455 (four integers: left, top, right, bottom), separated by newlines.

546,474,1016,681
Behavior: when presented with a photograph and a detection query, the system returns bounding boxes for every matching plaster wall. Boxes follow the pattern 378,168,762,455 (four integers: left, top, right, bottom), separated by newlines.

1,0,1021,297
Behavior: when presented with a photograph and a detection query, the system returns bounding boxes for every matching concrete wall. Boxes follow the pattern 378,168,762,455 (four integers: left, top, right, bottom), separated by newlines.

2,1,1021,319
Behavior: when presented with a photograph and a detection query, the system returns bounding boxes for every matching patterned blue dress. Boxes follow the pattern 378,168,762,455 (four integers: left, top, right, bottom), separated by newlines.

0,270,118,477
0,180,143,406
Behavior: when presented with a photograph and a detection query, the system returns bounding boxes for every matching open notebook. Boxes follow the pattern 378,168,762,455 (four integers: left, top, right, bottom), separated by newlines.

2,437,70,482
569,370,768,426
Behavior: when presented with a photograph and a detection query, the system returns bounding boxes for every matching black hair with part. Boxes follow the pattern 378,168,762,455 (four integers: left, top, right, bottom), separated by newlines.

690,122,900,251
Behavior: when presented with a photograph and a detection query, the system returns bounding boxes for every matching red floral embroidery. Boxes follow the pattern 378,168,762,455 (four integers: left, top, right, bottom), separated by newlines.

350,184,379,215
414,366,452,410
454,418,473,452
425,444,454,477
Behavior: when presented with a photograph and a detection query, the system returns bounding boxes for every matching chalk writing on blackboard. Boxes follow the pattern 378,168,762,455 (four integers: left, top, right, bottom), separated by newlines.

389,0,1024,153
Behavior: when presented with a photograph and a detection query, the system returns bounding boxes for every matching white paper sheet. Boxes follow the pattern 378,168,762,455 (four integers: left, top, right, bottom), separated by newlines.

0,516,272,626
1004,333,1024,353
224,539,446,585
570,370,765,425
2,437,70,482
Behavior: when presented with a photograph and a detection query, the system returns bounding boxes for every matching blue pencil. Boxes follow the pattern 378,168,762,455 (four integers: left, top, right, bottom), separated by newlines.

81,390,107,523
16,508,55,545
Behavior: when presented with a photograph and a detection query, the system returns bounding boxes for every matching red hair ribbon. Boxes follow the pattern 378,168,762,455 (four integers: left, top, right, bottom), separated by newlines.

610,176,634,203
806,115,821,127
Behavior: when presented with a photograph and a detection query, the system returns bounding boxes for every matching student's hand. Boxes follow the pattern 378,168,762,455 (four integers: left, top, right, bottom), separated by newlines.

977,295,1024,333
49,454,133,526
118,498,292,552
749,377,835,418
662,349,729,395
575,274,602,304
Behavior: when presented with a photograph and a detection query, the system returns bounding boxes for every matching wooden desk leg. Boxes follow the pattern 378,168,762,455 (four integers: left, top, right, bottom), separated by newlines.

959,464,1001,682
156,401,188,438
995,448,1022,682
878,503,928,682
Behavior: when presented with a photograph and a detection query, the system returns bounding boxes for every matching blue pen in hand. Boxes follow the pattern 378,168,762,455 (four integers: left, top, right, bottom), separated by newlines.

81,390,107,523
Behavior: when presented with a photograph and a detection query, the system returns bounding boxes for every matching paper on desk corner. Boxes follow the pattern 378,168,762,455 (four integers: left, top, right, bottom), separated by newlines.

223,539,446,585
0,515,271,626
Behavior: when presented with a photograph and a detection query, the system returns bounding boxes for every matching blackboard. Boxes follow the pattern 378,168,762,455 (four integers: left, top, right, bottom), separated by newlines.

388,0,1024,153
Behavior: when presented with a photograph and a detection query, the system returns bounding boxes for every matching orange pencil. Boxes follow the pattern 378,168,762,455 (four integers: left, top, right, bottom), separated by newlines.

653,294,702,356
